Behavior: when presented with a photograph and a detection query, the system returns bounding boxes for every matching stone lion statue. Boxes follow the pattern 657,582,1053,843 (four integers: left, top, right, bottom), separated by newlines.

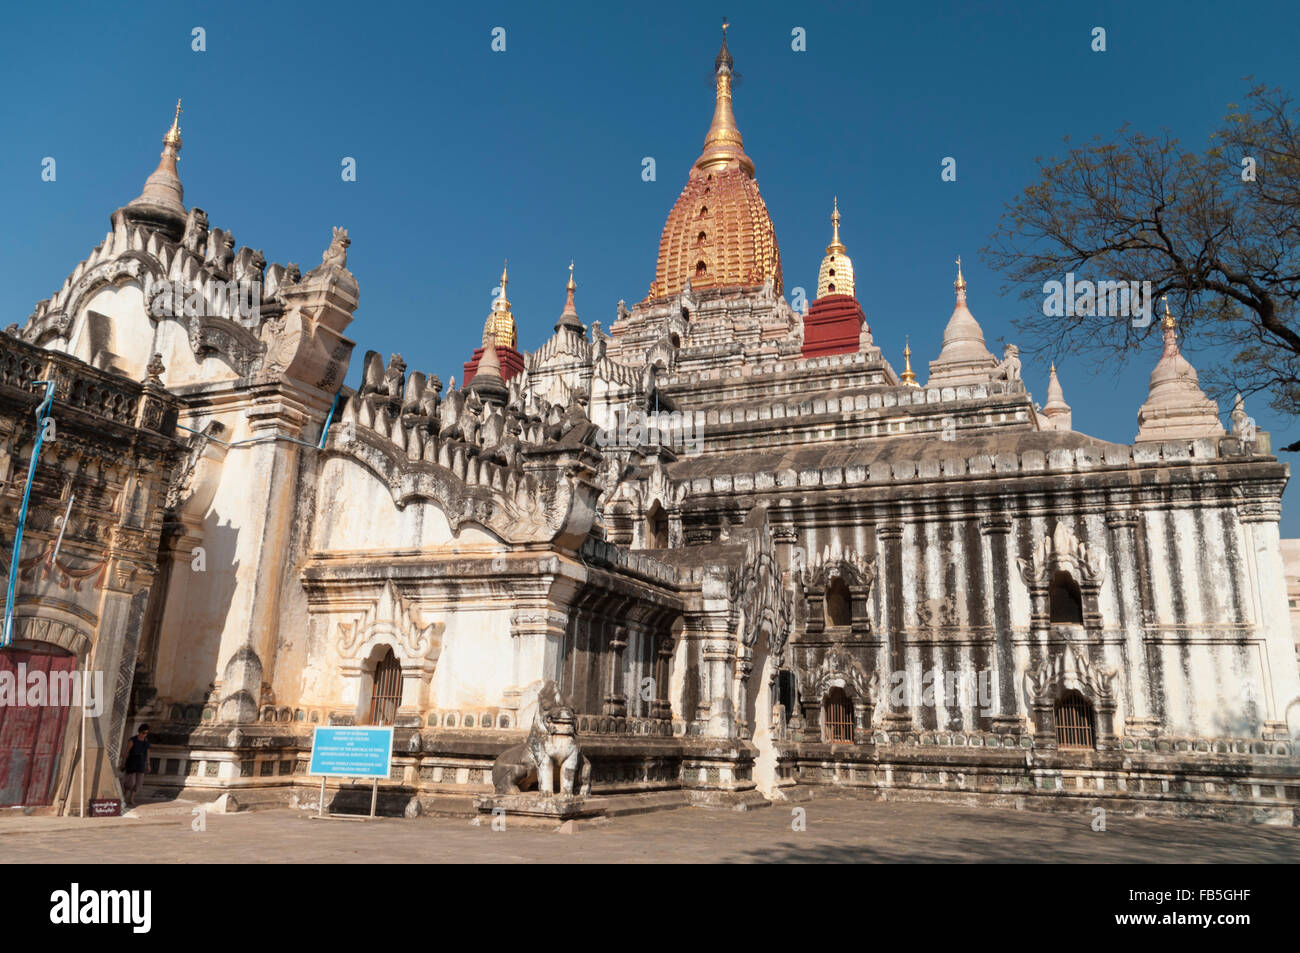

491,681,591,797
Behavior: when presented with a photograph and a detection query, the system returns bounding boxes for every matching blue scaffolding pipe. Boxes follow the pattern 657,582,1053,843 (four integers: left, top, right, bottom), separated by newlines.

3,380,56,647
317,391,340,450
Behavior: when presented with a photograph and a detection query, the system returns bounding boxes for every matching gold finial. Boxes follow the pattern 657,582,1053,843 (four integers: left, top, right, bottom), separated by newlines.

499,259,509,302
1161,296,1176,330
566,260,576,291
722,17,729,35
163,99,183,149
955,255,966,292
825,196,847,256
901,336,919,386
1050,361,1056,374
697,20,751,175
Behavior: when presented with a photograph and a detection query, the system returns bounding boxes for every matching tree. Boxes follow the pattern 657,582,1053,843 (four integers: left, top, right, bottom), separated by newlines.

983,85,1300,417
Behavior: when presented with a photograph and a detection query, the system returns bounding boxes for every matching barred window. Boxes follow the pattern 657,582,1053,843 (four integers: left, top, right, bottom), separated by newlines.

823,688,853,744
368,648,402,726
1055,690,1096,749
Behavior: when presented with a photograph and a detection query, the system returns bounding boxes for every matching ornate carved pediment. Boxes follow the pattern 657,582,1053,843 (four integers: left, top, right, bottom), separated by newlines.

336,579,443,662
1024,639,1116,706
799,539,876,592
1016,520,1104,588
807,645,871,701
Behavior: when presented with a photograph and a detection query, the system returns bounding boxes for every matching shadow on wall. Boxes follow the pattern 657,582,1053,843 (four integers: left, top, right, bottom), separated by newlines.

135,513,241,727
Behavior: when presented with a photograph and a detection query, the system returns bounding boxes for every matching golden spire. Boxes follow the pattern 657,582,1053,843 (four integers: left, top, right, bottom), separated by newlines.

483,260,517,350
901,336,919,386
694,19,754,176
163,99,182,149
827,196,846,255
816,196,855,298
1161,295,1177,330
955,255,966,294
567,260,576,292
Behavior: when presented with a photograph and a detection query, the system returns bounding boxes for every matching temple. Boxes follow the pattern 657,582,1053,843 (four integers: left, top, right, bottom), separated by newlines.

2,31,1298,824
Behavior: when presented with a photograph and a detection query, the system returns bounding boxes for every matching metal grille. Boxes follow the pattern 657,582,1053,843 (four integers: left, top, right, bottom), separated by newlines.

368,650,402,726
1055,691,1096,749
823,689,853,744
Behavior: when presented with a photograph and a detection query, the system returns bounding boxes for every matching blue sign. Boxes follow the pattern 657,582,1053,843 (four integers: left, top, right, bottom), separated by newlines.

309,726,394,778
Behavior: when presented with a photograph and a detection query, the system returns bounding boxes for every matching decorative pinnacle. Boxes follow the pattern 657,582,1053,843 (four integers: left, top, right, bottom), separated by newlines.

1161,295,1176,331
163,99,182,149
955,255,966,293
567,260,576,292
715,17,732,71
498,259,509,306
901,336,919,386
827,196,845,254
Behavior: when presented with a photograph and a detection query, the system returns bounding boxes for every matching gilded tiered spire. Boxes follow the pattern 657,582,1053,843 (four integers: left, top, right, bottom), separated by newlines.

816,197,855,299
482,260,518,350
955,254,967,297
646,23,781,299
901,337,919,386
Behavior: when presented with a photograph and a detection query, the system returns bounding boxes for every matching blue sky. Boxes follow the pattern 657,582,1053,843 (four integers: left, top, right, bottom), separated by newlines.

5,0,1300,530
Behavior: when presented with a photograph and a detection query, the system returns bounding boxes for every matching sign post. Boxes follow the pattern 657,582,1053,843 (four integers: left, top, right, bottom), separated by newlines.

308,725,394,820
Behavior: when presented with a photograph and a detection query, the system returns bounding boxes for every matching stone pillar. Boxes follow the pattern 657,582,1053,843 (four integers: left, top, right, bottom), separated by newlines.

652,632,674,720
603,625,628,717
876,523,912,732
979,514,1022,733
1106,509,1158,736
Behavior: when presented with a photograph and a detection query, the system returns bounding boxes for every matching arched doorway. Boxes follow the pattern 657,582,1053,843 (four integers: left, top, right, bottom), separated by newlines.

0,644,77,806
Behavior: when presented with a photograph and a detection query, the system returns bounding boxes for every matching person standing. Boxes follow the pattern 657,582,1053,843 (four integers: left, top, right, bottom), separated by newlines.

121,724,151,807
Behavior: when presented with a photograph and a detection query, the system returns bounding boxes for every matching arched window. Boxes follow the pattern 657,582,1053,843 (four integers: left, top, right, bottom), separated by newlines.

824,577,852,627
1055,690,1096,749
696,230,707,245
1049,571,1084,624
827,283,836,293
646,502,669,549
823,688,853,744
695,261,707,277
698,205,709,218
669,332,681,349
777,670,798,720
368,648,402,726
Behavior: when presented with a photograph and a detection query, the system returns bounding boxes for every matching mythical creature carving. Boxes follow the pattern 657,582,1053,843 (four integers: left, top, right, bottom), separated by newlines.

232,247,266,287
181,207,209,254
321,226,350,270
204,227,235,273
992,343,1021,382
491,681,591,796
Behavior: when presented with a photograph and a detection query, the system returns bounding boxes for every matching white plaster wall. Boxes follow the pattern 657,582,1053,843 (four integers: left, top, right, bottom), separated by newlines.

69,282,239,385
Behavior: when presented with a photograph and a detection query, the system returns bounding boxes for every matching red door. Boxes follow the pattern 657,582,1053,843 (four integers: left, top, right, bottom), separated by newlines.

0,648,76,806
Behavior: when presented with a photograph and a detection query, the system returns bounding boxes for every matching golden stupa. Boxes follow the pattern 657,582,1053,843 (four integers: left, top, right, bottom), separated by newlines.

482,260,518,350
815,197,855,299
647,22,782,300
